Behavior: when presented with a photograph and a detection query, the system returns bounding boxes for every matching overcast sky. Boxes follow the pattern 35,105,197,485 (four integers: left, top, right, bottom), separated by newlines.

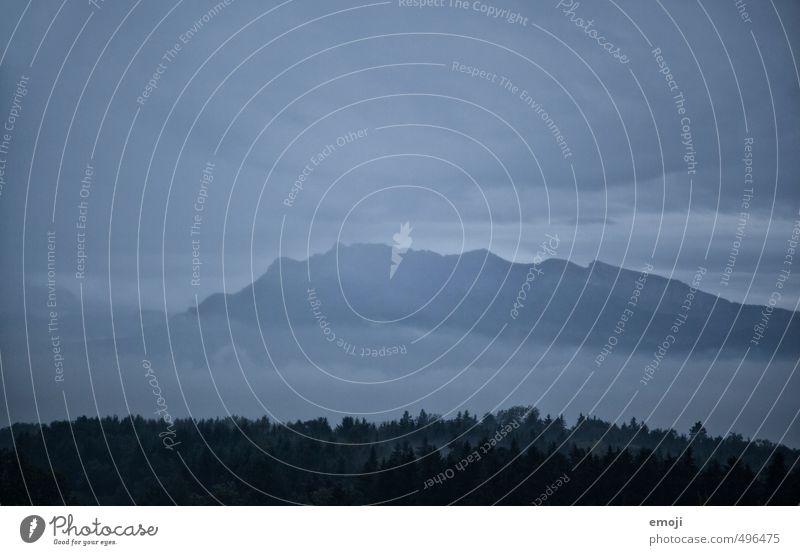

1,0,799,316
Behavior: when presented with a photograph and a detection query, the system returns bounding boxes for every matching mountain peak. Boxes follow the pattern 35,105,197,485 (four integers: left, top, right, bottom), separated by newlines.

186,242,797,357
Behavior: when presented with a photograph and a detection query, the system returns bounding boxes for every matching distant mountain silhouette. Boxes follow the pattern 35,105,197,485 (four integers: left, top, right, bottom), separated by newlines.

1,243,797,440
184,243,798,357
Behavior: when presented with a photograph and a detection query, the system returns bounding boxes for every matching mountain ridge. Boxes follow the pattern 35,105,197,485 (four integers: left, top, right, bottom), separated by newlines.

197,242,776,316
183,243,798,357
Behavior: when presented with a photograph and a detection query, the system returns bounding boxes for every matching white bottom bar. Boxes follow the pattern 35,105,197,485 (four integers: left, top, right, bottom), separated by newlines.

1,506,798,554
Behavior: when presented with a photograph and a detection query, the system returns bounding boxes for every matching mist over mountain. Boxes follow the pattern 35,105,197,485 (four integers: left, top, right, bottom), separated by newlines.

1,244,797,447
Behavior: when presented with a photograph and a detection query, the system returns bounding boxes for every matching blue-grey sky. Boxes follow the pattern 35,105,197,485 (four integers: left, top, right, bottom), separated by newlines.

0,0,798,312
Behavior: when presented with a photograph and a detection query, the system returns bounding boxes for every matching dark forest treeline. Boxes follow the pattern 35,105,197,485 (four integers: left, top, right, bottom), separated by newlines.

1,407,798,505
